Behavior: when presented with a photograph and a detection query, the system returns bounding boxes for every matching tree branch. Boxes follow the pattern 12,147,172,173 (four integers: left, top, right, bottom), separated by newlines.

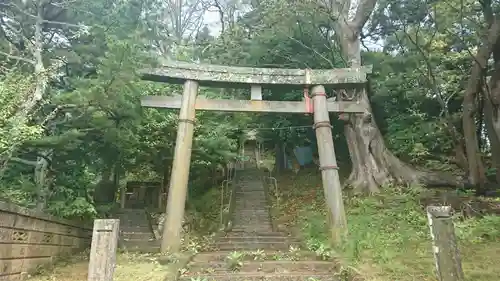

351,0,377,35
11,157,37,166
0,50,35,64
287,36,335,68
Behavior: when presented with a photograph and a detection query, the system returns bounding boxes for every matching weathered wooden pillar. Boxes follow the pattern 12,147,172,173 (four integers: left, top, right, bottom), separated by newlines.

161,80,199,253
426,206,465,281
311,85,347,245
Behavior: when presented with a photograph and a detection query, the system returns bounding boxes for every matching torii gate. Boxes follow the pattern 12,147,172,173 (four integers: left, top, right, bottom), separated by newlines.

140,61,372,252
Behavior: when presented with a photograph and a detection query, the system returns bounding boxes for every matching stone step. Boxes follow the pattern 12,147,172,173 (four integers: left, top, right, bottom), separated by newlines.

234,206,268,209
236,187,266,191
235,201,268,207
114,210,147,215
234,207,267,210
231,225,273,230
232,215,270,219
116,216,148,220
232,216,271,220
232,219,271,224
120,226,152,232
235,195,266,198
122,234,156,240
236,191,266,194
233,209,269,213
235,198,267,202
231,225,273,233
233,219,271,223
216,236,299,244
234,202,268,205
233,210,268,214
234,205,267,209
224,231,290,237
120,240,160,253
192,251,323,263
179,273,338,281
214,241,294,251
186,260,334,274
233,214,270,218
235,197,267,201
121,232,154,240
232,221,272,228
120,221,150,225
233,211,268,215
116,213,147,216
230,223,273,228
235,192,267,195
233,211,270,215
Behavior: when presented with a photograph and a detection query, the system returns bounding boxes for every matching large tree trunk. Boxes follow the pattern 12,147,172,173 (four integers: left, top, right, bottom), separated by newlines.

34,151,51,211
484,93,500,183
330,0,463,193
461,17,500,187
481,25,500,183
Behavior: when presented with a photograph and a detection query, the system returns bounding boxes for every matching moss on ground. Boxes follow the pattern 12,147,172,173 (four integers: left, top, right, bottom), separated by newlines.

27,251,191,281
26,182,222,281
271,168,500,281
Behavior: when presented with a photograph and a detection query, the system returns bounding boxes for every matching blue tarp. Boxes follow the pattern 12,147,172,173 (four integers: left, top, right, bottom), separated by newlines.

294,146,313,165
286,146,314,168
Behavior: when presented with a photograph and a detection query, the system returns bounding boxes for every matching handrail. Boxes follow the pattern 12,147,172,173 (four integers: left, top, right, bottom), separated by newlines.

219,179,229,226
220,160,239,231
267,176,280,211
224,169,238,231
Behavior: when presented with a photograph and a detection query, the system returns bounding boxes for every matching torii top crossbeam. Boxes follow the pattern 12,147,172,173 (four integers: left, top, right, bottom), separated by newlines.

140,60,373,88
139,61,372,113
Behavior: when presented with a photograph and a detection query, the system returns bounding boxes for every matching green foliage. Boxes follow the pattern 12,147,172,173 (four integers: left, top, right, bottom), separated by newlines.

455,214,500,243
0,72,43,155
0,0,249,218
225,251,245,271
275,171,500,280
187,187,224,233
0,0,498,223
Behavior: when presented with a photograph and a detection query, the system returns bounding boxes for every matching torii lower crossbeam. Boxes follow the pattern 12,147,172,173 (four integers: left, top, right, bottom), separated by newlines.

141,96,365,113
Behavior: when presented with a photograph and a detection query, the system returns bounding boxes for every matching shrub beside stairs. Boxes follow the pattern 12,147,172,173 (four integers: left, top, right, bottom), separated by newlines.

179,169,341,281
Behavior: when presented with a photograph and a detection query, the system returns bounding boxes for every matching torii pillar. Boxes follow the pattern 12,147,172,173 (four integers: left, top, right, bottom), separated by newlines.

160,80,198,253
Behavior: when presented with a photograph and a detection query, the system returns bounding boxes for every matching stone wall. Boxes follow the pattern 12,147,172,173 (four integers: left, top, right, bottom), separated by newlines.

0,201,92,280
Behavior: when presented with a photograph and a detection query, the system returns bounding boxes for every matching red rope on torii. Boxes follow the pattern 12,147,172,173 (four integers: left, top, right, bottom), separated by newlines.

304,87,350,121
303,87,313,114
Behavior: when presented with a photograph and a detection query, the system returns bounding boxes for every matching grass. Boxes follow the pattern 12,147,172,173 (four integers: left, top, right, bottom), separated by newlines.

271,168,500,281
26,182,223,281
27,251,190,281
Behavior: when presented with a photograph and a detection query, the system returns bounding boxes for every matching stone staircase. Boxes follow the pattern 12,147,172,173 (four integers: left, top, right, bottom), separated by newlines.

113,208,159,252
180,169,339,281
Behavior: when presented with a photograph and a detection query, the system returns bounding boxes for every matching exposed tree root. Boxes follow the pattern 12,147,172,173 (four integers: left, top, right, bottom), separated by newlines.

343,105,465,193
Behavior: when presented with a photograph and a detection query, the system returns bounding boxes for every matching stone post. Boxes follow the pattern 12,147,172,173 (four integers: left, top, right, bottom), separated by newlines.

426,206,465,281
88,219,120,281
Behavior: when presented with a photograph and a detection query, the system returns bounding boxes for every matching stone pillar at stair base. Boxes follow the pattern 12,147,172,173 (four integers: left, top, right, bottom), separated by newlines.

161,80,199,253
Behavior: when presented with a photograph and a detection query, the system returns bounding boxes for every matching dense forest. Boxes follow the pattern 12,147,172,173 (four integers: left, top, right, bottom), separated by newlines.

1,0,499,219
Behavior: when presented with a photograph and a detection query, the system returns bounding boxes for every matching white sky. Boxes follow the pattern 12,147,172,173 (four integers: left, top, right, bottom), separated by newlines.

201,5,383,51
203,9,222,36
